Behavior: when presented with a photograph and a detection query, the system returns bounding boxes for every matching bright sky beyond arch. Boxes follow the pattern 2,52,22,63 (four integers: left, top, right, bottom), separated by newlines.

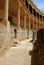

32,0,44,13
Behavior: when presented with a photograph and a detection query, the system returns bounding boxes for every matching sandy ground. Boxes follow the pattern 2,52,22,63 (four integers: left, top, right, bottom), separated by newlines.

0,39,33,65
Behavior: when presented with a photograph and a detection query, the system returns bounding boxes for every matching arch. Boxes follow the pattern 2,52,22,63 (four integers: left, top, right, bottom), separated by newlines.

29,4,32,14
33,9,36,17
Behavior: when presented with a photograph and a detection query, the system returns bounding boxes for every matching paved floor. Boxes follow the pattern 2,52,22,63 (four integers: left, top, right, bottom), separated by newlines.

0,39,33,65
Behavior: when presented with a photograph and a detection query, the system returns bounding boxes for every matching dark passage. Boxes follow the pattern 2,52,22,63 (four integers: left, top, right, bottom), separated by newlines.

14,29,17,38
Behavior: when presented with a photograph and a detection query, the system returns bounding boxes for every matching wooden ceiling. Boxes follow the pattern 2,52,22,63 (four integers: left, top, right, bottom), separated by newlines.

0,0,31,27
9,0,18,17
0,0,18,17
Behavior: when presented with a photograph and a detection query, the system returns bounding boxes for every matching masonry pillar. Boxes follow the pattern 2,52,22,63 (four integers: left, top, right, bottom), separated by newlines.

33,20,34,31
18,3,20,29
32,8,37,40
35,12,38,40
39,14,40,30
17,3,21,40
24,12,27,38
4,0,9,20
35,13,38,31
4,0,10,41
29,17,32,38
41,16,43,29
42,22,44,29
29,17,31,30
24,12,26,30
32,8,34,31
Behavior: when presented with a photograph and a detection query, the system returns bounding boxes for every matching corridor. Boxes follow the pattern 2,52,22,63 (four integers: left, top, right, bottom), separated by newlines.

0,39,34,65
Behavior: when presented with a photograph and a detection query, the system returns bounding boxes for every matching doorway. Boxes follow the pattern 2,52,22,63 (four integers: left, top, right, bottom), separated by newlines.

14,29,17,38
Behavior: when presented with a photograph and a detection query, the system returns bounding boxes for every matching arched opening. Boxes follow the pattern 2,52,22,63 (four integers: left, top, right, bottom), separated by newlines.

37,12,39,19
29,4,32,14
40,15,42,21
33,9,36,17
26,0,28,8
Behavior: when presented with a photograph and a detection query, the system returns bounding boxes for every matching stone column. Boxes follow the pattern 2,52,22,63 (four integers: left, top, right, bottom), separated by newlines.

17,3,21,40
4,0,9,20
32,8,37,40
36,12,38,39
39,21,40,30
29,17,31,30
32,8,34,31
24,12,26,30
36,12,37,31
33,20,34,31
18,4,20,29
4,0,10,41
39,14,40,30
42,16,43,28
28,5,31,38
24,12,27,38
27,17,30,38
36,11,38,31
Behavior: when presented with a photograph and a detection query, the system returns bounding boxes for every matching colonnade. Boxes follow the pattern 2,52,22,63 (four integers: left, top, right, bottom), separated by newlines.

2,0,44,41
3,0,10,41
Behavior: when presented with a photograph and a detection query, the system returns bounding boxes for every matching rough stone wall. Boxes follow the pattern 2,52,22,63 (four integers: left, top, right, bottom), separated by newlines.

0,23,6,41
10,26,27,41
33,29,44,65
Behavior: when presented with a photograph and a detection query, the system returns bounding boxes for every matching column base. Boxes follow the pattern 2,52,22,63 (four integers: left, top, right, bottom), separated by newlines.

1,19,10,41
